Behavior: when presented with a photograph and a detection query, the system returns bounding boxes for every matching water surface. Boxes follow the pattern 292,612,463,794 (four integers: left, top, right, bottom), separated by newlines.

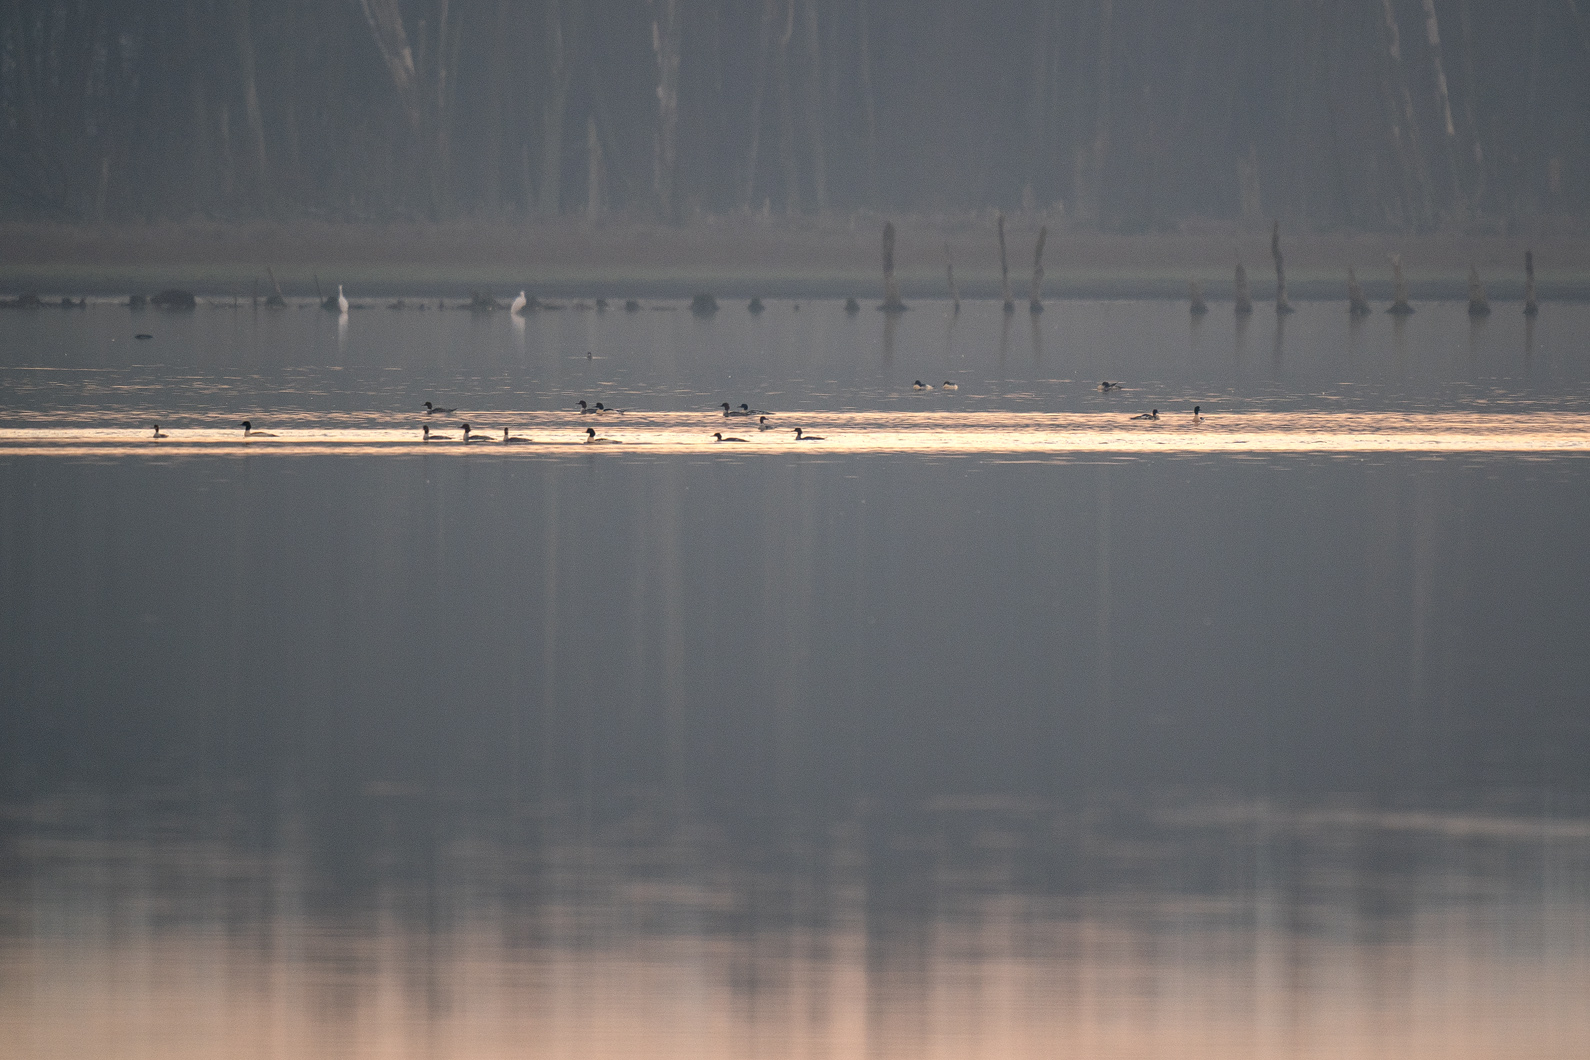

3,301,1588,1058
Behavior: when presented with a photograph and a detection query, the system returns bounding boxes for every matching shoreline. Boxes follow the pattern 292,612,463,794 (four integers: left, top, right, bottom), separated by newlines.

5,220,1590,302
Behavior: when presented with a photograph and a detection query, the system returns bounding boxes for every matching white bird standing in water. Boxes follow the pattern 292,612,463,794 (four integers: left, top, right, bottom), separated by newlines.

337,284,349,314
510,290,526,315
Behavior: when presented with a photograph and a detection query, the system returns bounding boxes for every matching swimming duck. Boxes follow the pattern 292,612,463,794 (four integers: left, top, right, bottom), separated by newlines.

941,381,958,390
422,424,451,441
578,400,599,414
151,423,167,438
1192,405,1203,423
1130,409,1159,421
593,402,628,414
713,432,747,442
793,427,824,440
1099,381,1122,391
503,428,528,443
241,420,276,437
720,402,751,417
461,423,494,442
912,380,931,390
757,415,777,431
584,427,621,444
424,401,457,415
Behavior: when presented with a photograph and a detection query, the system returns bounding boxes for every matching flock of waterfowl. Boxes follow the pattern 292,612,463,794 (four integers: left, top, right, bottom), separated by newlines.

144,381,1196,445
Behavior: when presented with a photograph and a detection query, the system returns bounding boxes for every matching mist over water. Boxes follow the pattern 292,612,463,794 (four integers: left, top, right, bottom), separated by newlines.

3,304,1590,1058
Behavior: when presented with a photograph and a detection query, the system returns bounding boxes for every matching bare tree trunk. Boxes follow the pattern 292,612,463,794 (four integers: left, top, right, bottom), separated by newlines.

1524,250,1539,316
540,0,572,217
1418,0,1465,219
997,213,1014,312
856,0,879,205
1029,225,1047,313
743,0,776,208
356,0,422,129
880,221,905,311
1466,265,1490,315
1454,0,1487,210
585,115,604,221
801,0,827,213
1377,0,1434,227
227,0,268,195
945,242,961,315
1388,253,1414,314
774,0,800,214
1271,220,1294,313
651,0,682,219
1234,262,1253,314
1075,0,1113,225
1348,266,1372,315
481,0,511,212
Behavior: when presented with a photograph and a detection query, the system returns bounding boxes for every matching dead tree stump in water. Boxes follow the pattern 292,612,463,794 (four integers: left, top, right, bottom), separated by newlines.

1524,250,1539,317
1347,267,1372,316
997,213,1014,313
1189,280,1208,315
1466,266,1491,316
1029,226,1048,313
1234,263,1254,315
1271,221,1294,314
1387,254,1415,315
879,222,906,313
945,246,961,316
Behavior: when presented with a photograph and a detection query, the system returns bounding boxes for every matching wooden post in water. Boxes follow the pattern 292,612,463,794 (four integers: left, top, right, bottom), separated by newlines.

1029,226,1047,313
1524,250,1539,317
1348,267,1372,316
880,222,906,312
998,213,1015,313
1234,263,1254,315
1271,221,1294,313
1189,280,1208,315
945,242,961,315
1387,254,1414,314
1466,265,1491,316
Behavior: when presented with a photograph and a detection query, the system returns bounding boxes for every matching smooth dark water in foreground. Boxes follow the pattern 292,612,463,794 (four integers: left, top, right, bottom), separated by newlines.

2,302,1588,1058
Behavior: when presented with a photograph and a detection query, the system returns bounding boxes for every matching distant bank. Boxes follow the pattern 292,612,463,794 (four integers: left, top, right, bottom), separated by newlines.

4,219,1589,303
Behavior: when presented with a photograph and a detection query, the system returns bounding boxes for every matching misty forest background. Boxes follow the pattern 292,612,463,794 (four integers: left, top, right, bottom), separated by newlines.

3,0,1588,232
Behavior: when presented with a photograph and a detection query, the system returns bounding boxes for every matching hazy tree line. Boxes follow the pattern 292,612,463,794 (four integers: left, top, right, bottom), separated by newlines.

2,0,1587,229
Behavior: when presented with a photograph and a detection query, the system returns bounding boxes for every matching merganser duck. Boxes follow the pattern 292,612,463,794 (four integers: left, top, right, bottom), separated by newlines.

1130,409,1159,421
593,402,627,413
509,290,527,315
793,427,824,440
503,428,528,443
912,380,931,390
424,401,457,415
151,423,167,438
758,416,776,431
1192,405,1203,423
422,424,451,441
240,420,276,437
1099,381,1122,391
584,427,620,444
941,381,958,390
713,432,747,442
461,423,494,442
720,402,751,417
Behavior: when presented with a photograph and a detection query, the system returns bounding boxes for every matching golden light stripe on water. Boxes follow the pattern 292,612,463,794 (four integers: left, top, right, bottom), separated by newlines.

3,411,1589,456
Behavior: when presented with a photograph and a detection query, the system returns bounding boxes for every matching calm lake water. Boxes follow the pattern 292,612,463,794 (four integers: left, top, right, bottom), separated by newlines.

3,299,1589,1058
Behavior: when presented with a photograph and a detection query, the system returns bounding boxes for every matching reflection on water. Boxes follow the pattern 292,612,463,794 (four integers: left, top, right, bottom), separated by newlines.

4,302,1590,1057
6,793,1589,1060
